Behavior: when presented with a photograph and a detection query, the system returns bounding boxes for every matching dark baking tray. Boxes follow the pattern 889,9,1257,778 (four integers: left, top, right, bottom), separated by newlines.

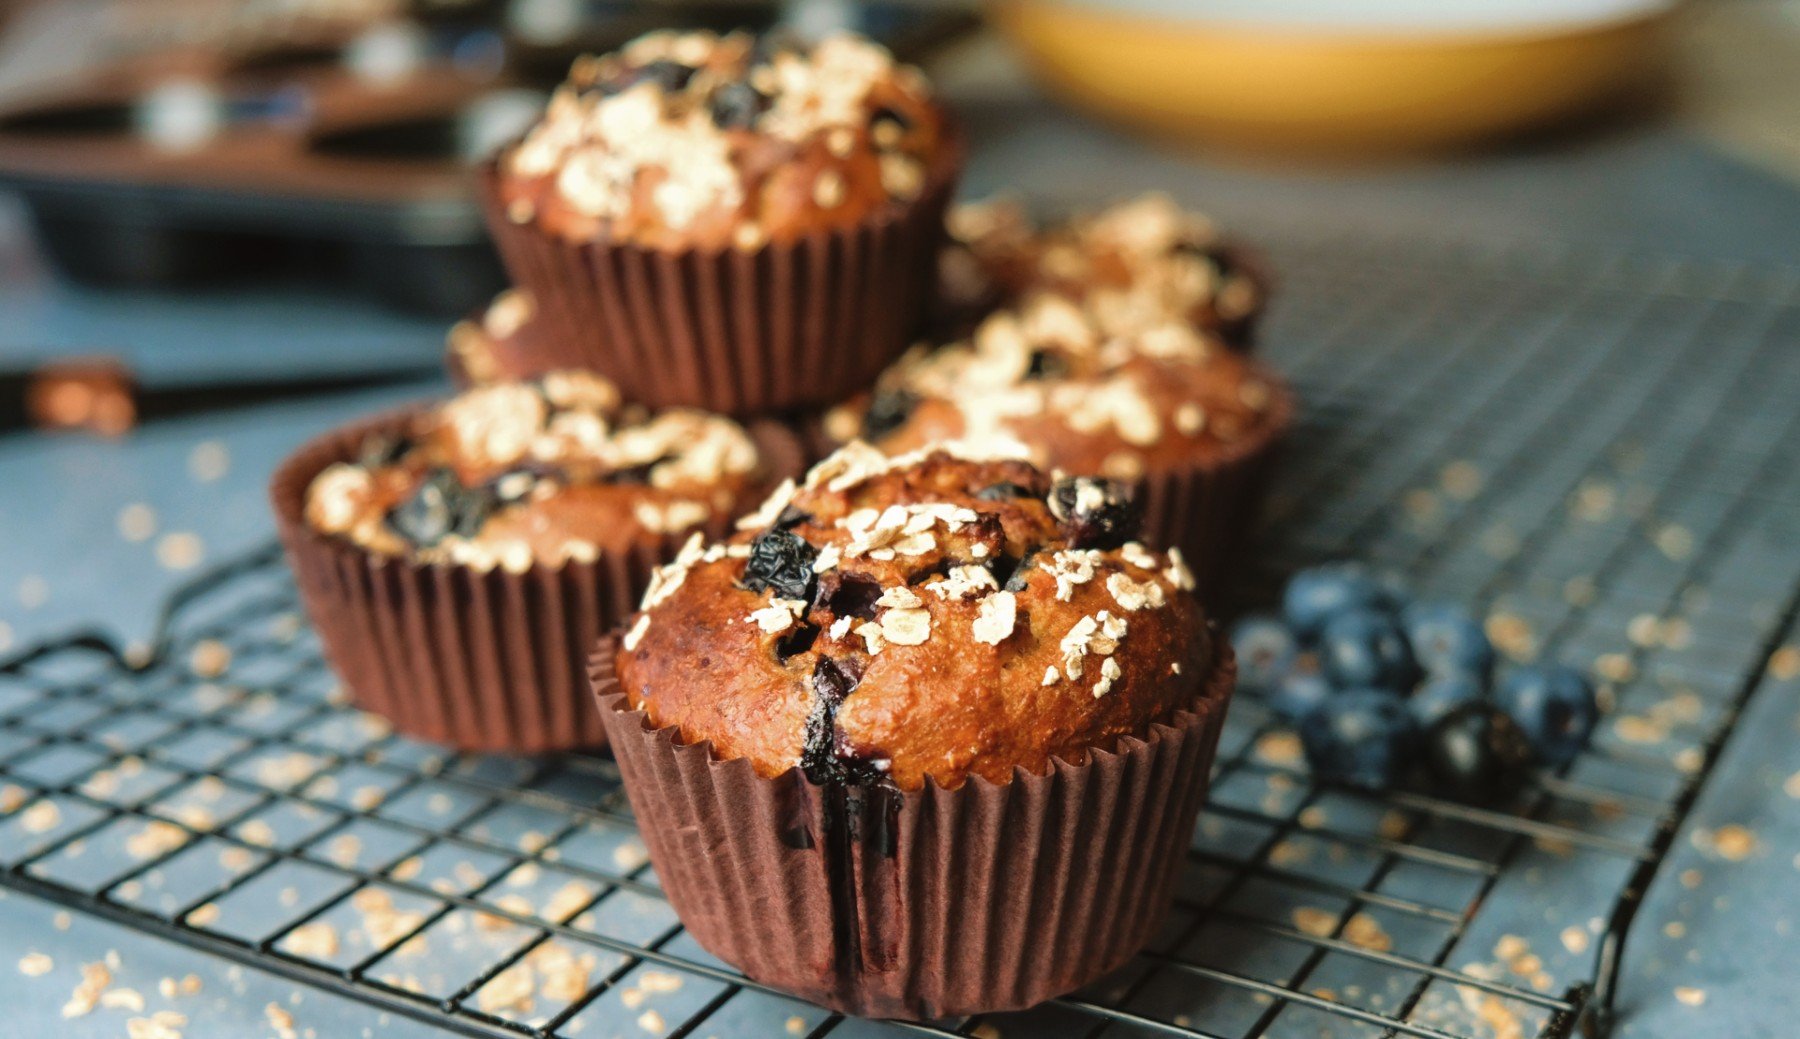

0,0,979,314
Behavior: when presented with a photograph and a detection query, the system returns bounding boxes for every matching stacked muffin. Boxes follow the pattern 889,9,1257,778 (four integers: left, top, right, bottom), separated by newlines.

272,23,1296,1021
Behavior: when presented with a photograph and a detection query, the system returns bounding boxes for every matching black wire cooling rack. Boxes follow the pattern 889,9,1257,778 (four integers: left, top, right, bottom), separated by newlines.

3,237,1799,1039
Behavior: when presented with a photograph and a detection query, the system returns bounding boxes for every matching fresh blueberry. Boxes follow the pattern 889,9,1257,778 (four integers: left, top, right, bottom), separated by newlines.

1403,602,1495,681
708,81,768,129
1283,564,1389,640
1298,688,1417,789
1320,609,1417,691
1420,704,1537,806
1230,614,1297,696
1268,662,1332,723
1495,666,1598,767
1410,673,1486,729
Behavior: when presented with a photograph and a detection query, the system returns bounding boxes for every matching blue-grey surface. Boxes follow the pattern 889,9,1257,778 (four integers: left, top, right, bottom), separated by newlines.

2,77,1799,1039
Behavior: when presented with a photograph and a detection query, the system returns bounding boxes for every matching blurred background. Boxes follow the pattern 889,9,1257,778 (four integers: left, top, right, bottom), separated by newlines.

0,0,1796,429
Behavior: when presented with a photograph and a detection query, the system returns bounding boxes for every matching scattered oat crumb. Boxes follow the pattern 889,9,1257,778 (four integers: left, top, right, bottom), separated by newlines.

265,1001,298,1039
188,903,220,927
1254,731,1303,766
61,961,111,1018
1692,825,1758,861
786,1016,807,1035
188,440,230,482
101,987,146,1011
1560,927,1590,954
1292,906,1336,937
188,640,231,678
1674,986,1706,1006
1769,645,1800,681
284,922,339,959
637,1008,666,1033
477,963,534,1014
1679,869,1703,889
117,503,157,543
125,1011,187,1039
156,532,205,571
1665,921,1686,939
1342,913,1392,952
18,952,52,976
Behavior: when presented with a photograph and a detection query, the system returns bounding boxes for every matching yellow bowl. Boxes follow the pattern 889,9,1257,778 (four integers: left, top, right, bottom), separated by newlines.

989,0,1674,157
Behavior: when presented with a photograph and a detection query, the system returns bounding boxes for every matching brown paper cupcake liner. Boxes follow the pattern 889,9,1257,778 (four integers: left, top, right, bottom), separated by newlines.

1135,379,1296,603
591,639,1235,1020
480,142,962,417
270,409,804,754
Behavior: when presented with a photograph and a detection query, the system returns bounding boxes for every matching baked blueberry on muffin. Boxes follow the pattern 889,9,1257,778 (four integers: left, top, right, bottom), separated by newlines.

938,192,1270,347
272,373,801,752
593,444,1236,1017
824,292,1293,597
483,30,961,413
305,374,761,569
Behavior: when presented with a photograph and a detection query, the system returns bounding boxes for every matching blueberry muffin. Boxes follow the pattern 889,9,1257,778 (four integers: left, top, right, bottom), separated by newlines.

272,373,801,751
482,30,962,414
938,193,1270,347
593,444,1236,1017
824,292,1293,597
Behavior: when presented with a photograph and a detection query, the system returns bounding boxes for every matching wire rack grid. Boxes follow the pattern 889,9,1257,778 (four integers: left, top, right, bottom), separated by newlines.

2,236,1799,1039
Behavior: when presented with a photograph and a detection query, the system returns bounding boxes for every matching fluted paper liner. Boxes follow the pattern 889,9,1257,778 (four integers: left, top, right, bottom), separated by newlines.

270,410,803,754
480,140,962,417
592,638,1235,1019
1134,378,1296,601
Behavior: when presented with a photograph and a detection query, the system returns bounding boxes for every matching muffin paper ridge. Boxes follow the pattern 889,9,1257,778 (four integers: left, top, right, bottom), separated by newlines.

270,409,804,753
481,132,963,417
590,635,1235,1019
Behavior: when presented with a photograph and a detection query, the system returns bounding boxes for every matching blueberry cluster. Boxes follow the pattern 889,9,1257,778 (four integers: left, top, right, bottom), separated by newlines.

1232,563,1599,804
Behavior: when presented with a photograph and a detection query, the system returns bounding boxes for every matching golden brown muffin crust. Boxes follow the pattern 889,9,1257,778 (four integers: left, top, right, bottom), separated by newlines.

825,291,1290,481
614,445,1216,790
304,373,763,570
939,193,1267,341
497,30,948,250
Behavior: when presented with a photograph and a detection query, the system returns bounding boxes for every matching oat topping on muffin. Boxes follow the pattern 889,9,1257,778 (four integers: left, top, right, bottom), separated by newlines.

499,30,947,249
303,373,761,571
826,291,1285,481
939,193,1267,343
613,445,1212,789
446,289,547,387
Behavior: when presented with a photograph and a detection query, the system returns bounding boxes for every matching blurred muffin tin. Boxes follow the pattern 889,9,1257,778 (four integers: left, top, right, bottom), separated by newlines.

0,0,977,313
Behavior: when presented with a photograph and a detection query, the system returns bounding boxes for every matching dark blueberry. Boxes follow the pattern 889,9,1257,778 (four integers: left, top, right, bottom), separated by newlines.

631,59,696,93
774,504,813,530
741,528,818,602
1403,602,1495,681
1230,614,1297,696
871,104,911,133
775,621,820,662
860,389,918,441
384,469,492,548
1298,688,1417,789
1410,673,1486,729
814,571,882,621
357,432,412,470
1320,609,1417,691
800,657,885,786
709,81,768,129
1024,349,1068,380
1269,662,1333,724
1000,549,1038,593
1494,665,1597,767
1049,476,1141,550
975,481,1034,502
607,455,671,485
1420,704,1537,806
1283,563,1389,640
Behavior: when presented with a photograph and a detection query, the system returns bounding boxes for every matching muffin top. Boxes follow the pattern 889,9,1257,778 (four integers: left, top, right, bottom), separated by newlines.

304,372,763,571
497,30,948,250
938,193,1266,342
612,444,1215,790
824,292,1288,481
446,288,551,388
